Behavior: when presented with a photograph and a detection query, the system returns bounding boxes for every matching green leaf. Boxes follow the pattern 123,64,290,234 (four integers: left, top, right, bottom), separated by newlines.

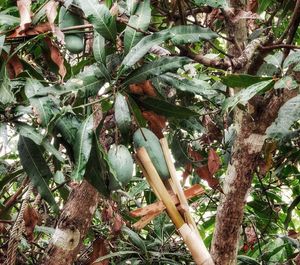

64,65,106,98
126,0,139,14
258,0,272,13
124,0,151,55
133,95,198,118
78,0,116,41
266,95,300,138
29,97,58,127
121,29,171,68
223,80,274,111
0,35,5,55
126,95,147,127
237,255,260,265
0,13,20,27
121,226,147,253
283,51,300,69
0,74,15,105
221,74,273,88
71,115,94,181
84,134,110,196
16,123,63,162
124,57,192,85
93,31,106,65
274,76,298,90
54,112,81,145
159,73,216,98
93,251,139,263
170,25,218,44
18,136,58,212
194,0,228,8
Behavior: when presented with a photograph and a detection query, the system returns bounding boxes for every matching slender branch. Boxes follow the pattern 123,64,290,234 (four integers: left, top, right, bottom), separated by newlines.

276,0,300,44
260,44,300,50
284,195,300,229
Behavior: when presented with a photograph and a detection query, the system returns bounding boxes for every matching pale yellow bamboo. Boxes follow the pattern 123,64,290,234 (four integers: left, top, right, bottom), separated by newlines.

160,138,198,231
135,157,162,201
136,147,185,229
178,223,215,265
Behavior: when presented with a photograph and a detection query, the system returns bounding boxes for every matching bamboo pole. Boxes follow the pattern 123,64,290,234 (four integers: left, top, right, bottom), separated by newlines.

160,138,198,231
136,147,215,265
136,148,185,229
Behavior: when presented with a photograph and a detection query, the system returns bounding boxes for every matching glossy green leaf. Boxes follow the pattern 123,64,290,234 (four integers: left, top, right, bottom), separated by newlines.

71,115,94,181
84,134,110,196
121,226,147,253
221,74,272,88
0,74,15,105
223,80,274,111
283,51,300,69
18,136,58,212
170,25,218,44
126,0,138,14
121,29,171,68
133,95,198,118
124,57,192,84
114,93,132,136
266,95,300,138
64,65,106,98
274,76,298,90
124,0,151,54
93,31,106,65
16,123,63,162
194,0,228,8
0,35,5,55
237,255,260,265
126,95,147,127
78,0,116,41
54,112,81,145
159,73,216,98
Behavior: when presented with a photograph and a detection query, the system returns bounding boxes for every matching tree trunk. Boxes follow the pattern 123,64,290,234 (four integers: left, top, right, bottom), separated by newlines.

210,90,298,265
40,180,100,265
210,1,298,264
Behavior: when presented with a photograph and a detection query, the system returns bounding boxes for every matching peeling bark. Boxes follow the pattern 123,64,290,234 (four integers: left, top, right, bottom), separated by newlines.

211,90,298,265
40,180,100,265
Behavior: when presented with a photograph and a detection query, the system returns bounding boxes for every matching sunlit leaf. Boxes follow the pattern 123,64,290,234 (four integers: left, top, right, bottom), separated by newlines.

124,0,151,54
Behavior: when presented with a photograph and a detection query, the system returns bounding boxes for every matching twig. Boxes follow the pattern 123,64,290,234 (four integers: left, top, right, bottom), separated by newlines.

260,44,300,50
276,0,300,44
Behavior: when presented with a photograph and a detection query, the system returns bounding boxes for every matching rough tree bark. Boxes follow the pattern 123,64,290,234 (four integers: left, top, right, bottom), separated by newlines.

210,1,299,264
40,180,99,265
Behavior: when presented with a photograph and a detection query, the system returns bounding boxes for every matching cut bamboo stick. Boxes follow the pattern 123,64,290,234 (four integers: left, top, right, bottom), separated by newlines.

136,147,185,229
178,223,215,265
160,138,198,232
136,147,214,265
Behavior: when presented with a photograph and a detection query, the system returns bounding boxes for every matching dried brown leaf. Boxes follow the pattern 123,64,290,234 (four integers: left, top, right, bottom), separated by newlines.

45,37,66,80
208,148,220,175
88,237,109,265
23,205,39,242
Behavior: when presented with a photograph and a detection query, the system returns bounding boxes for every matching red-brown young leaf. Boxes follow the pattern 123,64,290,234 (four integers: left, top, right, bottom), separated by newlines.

17,0,31,34
88,237,109,265
208,148,220,175
142,110,166,139
182,163,193,185
23,205,39,242
44,37,66,80
140,80,157,97
112,213,123,235
129,84,144,95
